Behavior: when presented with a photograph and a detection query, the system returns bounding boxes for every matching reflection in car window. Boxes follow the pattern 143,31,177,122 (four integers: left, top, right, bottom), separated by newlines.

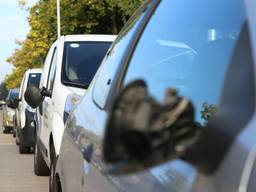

92,1,152,108
123,0,245,125
62,42,112,88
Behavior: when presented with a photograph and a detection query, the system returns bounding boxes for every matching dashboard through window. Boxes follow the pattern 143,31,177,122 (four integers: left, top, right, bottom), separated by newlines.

62,42,112,89
123,0,246,125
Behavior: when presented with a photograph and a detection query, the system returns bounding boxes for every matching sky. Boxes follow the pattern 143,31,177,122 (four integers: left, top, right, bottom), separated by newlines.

0,0,38,82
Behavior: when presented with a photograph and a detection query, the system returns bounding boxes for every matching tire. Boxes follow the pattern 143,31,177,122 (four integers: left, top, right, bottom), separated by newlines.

16,138,19,145
15,132,20,145
19,133,30,154
2,126,6,134
34,141,50,176
49,156,57,192
3,126,9,134
12,129,16,137
49,144,62,192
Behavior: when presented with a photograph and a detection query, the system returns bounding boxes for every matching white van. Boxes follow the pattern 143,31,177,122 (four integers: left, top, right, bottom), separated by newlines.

15,69,42,153
25,35,116,175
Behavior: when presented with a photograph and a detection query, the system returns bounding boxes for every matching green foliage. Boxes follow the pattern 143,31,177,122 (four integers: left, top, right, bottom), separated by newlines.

5,0,143,89
0,82,8,100
200,102,218,126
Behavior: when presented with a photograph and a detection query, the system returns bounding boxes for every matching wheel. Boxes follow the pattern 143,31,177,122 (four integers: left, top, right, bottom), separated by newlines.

19,133,30,154
12,129,16,137
49,156,58,192
34,140,50,176
16,138,19,145
3,126,9,134
2,126,6,134
49,144,62,192
15,132,20,145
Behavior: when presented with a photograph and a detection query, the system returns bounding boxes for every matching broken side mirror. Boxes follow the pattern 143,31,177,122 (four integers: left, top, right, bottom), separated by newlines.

103,80,201,174
25,86,44,108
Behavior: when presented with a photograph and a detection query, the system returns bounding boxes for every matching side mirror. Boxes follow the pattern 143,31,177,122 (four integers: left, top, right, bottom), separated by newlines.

24,86,44,108
103,80,201,174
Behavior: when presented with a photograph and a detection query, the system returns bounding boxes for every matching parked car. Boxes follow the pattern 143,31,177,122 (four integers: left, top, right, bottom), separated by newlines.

14,69,42,153
3,89,19,133
27,0,255,191
0,100,5,110
25,35,116,176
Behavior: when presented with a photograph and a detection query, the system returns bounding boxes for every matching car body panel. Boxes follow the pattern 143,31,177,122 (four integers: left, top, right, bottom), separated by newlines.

56,0,256,192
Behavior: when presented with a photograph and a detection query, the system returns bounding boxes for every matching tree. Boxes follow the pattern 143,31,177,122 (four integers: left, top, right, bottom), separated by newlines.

200,102,218,126
5,0,143,89
0,82,8,100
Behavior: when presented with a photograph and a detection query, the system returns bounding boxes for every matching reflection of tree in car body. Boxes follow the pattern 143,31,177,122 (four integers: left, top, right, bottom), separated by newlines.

200,102,218,126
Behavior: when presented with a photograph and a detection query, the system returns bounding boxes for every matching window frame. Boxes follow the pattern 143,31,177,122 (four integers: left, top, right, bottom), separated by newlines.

47,47,58,91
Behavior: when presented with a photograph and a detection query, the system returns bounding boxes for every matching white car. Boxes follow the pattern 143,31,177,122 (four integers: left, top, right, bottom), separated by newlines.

15,69,42,153
25,35,116,176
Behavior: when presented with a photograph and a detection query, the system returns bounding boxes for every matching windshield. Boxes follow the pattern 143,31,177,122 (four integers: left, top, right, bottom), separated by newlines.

123,0,246,125
8,90,19,100
62,42,112,88
28,73,41,88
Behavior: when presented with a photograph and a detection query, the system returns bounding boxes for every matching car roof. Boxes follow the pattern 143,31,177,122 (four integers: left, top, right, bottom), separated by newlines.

10,88,19,93
63,34,117,42
27,68,42,74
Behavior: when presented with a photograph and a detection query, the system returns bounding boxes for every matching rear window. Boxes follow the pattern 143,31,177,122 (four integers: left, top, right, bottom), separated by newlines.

28,73,41,88
62,42,112,88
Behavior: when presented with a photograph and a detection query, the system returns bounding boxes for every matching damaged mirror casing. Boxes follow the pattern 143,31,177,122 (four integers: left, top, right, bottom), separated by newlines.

25,85,52,109
103,80,201,174
24,85,44,109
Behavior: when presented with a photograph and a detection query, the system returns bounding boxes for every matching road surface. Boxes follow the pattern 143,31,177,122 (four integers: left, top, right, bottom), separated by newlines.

0,110,48,192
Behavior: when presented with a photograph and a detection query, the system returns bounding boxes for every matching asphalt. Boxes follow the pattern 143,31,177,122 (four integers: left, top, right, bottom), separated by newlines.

0,110,48,192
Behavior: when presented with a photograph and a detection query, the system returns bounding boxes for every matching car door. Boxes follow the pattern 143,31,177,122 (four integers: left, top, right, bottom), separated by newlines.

17,73,27,129
41,47,58,157
83,0,250,191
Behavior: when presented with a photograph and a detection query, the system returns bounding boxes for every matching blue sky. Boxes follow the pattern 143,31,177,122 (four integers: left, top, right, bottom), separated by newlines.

0,0,38,82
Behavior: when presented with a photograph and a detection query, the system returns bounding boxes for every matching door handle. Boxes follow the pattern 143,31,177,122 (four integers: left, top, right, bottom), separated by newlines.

82,143,93,163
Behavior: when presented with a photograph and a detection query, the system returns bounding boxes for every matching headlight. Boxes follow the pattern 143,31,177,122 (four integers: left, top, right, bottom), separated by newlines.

64,94,82,123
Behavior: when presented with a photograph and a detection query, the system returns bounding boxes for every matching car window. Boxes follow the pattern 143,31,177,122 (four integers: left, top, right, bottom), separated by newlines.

123,0,246,125
92,1,152,108
27,73,41,88
62,42,112,88
47,48,57,90
8,90,19,100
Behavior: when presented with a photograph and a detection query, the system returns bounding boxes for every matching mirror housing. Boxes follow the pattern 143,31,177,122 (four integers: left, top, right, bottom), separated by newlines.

24,86,45,108
103,80,201,174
